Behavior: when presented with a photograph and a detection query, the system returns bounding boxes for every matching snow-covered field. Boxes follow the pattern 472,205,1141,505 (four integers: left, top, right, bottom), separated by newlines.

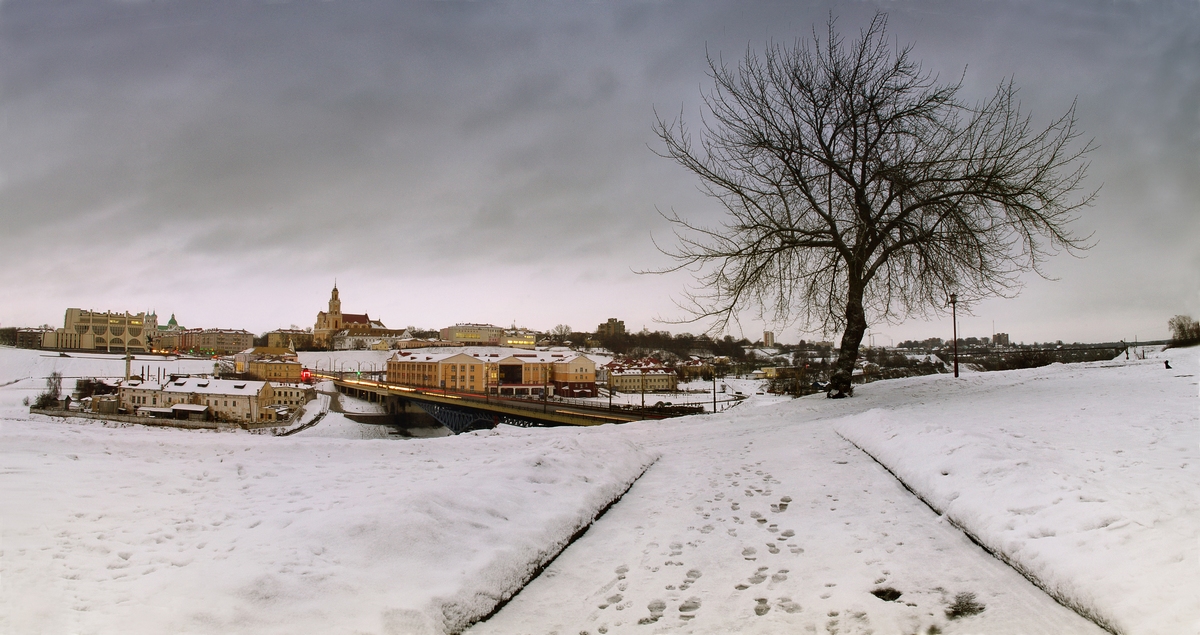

0,349,656,635
836,355,1198,635
1,345,1195,634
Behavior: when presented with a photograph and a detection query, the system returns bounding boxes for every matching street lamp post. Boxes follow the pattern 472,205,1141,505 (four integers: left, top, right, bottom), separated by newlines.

712,370,717,413
950,293,959,378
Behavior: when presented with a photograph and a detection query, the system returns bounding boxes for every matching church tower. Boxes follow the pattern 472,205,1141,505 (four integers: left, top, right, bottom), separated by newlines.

329,284,342,330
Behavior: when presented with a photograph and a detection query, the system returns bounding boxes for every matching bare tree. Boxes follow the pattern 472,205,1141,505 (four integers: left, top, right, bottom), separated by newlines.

653,14,1094,396
551,324,573,343
1168,315,1200,344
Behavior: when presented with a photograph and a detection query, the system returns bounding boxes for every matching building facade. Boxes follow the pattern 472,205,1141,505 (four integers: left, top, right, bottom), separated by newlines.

385,349,597,397
609,368,679,393
117,377,313,423
597,318,626,337
43,309,157,352
267,329,314,350
439,324,505,345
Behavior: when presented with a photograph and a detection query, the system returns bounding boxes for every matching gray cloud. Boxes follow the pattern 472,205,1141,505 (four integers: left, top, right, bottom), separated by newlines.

1,0,1196,341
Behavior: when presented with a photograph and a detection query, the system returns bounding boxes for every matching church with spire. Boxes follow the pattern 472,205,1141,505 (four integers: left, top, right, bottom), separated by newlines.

313,283,387,349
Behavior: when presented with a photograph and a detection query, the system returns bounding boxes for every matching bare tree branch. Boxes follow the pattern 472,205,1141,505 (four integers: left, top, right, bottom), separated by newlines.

649,12,1095,396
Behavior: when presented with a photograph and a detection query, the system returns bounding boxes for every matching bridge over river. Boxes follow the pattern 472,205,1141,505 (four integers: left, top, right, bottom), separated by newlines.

318,374,705,434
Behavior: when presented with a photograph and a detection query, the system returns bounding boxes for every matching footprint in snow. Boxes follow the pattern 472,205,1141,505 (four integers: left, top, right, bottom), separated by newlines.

597,594,621,610
678,597,701,620
754,598,771,616
638,599,667,624
776,597,802,613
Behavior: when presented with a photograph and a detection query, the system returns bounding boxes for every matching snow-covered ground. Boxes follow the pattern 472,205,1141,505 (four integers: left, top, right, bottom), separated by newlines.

835,353,1198,635
1,345,1195,634
0,348,656,635
471,349,1196,635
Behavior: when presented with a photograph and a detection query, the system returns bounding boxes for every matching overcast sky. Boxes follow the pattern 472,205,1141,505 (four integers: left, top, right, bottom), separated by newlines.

2,0,1196,345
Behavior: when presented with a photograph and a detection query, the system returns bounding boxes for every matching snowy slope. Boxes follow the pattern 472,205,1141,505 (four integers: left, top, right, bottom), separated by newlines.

836,351,1199,635
2,346,1193,635
0,415,656,635
471,352,1193,635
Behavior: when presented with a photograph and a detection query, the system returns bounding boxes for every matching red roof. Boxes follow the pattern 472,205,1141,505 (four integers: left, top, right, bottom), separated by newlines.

342,313,371,324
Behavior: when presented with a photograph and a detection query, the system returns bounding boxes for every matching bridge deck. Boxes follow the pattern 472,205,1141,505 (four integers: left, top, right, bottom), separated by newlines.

323,375,689,428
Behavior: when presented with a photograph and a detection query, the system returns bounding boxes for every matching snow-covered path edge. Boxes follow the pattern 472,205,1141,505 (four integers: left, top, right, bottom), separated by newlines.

462,456,660,634
836,431,1121,635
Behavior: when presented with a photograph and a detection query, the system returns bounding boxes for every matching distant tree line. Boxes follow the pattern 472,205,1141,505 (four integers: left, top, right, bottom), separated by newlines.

594,331,750,362
1168,315,1200,348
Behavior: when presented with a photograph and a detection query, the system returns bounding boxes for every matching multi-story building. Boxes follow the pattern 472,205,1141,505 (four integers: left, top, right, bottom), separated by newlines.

248,360,302,383
173,329,255,355
385,349,597,397
605,358,679,393
549,354,597,397
677,358,714,381
267,329,314,350
19,327,53,349
233,346,302,382
117,377,313,423
388,351,490,393
597,318,626,337
763,331,776,347
439,324,505,345
44,309,158,352
500,329,538,349
609,368,679,393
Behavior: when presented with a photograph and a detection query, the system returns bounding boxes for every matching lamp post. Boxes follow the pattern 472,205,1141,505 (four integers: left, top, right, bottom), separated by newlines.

949,293,959,378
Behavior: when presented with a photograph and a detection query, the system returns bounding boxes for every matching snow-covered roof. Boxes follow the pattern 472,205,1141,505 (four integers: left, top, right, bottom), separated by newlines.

610,368,676,377
389,348,591,365
160,378,267,395
121,380,164,391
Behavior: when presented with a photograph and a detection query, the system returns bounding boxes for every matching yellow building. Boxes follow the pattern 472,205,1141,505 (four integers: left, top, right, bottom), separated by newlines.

314,284,386,349
609,368,678,393
248,359,303,383
387,352,490,393
385,349,597,397
439,324,505,345
267,329,314,350
118,378,312,423
45,308,156,352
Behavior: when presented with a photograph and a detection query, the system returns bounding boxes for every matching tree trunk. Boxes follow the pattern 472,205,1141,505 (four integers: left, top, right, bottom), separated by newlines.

829,280,867,398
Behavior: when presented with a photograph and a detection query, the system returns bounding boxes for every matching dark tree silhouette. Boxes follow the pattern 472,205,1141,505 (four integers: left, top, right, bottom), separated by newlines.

653,14,1094,396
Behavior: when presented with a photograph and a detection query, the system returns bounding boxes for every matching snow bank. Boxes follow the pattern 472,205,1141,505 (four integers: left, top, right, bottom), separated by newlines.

0,418,657,635
835,356,1198,635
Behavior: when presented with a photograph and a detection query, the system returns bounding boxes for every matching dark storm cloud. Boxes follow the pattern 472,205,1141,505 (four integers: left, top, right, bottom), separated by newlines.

1,0,1196,340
